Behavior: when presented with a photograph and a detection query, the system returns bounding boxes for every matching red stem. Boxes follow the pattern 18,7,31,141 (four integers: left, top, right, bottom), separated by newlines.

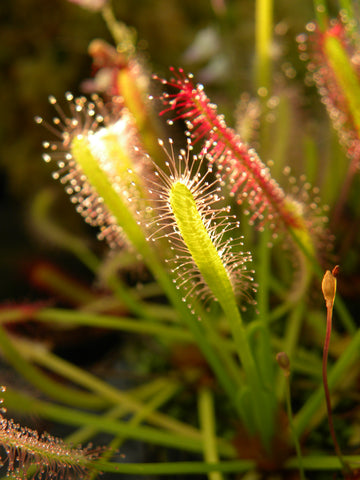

322,302,351,474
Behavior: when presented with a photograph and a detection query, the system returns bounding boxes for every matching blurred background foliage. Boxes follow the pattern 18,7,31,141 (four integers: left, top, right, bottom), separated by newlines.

0,0,353,304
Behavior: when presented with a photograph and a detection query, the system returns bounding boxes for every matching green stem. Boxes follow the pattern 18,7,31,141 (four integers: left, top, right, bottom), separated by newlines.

201,319,244,389
313,0,329,30
255,227,275,389
223,305,274,449
270,94,292,179
101,3,166,164
256,228,270,320
272,336,322,378
101,2,135,56
0,305,245,404
252,1,277,445
284,374,306,480
66,378,171,445
338,0,355,24
31,189,100,272
255,0,273,154
17,339,202,440
31,189,156,320
169,180,274,445
34,308,243,419
198,387,224,480
269,300,297,324
0,304,244,395
285,455,360,470
0,325,104,410
276,302,305,400
90,459,255,476
34,307,193,342
31,263,95,306
2,389,236,458
255,0,273,91
88,381,181,480
303,134,319,187
71,137,238,412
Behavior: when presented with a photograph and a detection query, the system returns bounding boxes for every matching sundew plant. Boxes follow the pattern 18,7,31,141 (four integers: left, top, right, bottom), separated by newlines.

1,0,360,478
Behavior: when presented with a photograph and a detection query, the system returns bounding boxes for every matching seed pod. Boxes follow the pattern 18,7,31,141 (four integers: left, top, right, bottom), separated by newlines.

322,269,337,308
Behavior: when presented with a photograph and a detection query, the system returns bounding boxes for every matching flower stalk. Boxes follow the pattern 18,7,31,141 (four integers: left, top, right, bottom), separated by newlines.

198,387,224,480
321,266,351,475
276,352,306,480
255,0,273,93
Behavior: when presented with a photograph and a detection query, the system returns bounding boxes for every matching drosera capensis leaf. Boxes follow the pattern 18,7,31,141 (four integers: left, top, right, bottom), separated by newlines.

37,93,244,422
149,138,256,309
150,138,276,448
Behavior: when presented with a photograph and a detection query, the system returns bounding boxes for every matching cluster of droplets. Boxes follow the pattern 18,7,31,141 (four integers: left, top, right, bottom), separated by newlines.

300,19,360,169
0,386,6,415
36,94,150,249
272,20,301,83
147,138,256,310
234,92,261,145
152,68,308,236
282,166,332,256
0,414,99,479
151,67,332,266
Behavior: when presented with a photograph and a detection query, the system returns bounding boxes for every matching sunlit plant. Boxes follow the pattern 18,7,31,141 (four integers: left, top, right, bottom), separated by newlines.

1,0,360,479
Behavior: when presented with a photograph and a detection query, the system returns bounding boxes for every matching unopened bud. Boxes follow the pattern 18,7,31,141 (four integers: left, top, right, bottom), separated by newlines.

276,352,290,377
322,269,337,308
